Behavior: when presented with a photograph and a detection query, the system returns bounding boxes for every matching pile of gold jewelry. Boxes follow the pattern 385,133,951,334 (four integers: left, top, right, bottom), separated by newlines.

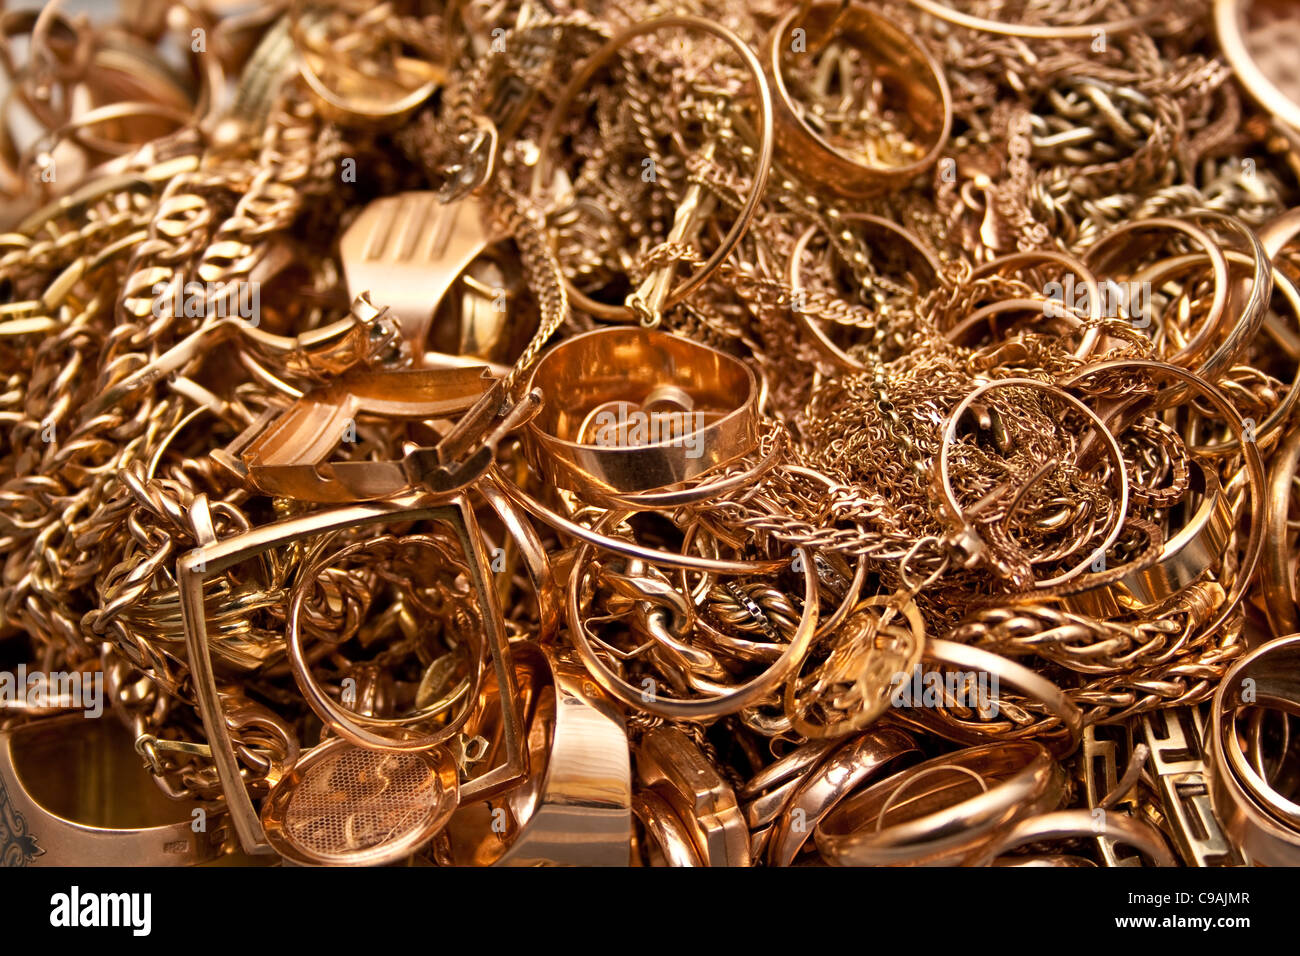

3,0,1300,867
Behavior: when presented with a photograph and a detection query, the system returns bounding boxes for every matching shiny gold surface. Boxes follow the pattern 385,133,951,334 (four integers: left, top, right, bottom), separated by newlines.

1,0,1298,871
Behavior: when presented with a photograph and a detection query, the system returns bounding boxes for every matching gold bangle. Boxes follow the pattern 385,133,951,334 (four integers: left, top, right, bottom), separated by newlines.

566,538,820,720
1215,0,1300,131
966,809,1176,867
764,725,920,866
633,788,704,867
1062,358,1267,644
1207,634,1300,864
523,326,760,500
763,2,951,198
895,640,1085,758
284,533,487,753
1084,217,1232,378
446,644,632,866
814,741,1064,866
0,715,228,866
1061,458,1232,617
955,251,1106,360
937,377,1129,590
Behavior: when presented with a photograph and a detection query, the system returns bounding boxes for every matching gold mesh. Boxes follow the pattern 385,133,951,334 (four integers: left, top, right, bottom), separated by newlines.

282,746,444,860
1245,0,1300,106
